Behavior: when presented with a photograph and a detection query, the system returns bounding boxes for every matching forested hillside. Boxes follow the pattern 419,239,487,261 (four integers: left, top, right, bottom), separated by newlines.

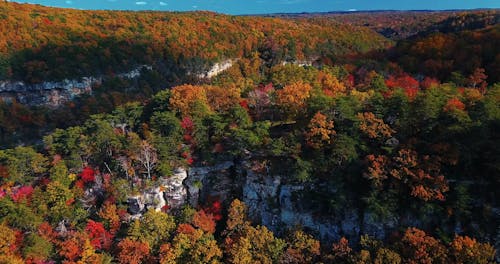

393,21,500,83
0,1,390,83
272,10,457,39
0,2,499,263
0,1,391,147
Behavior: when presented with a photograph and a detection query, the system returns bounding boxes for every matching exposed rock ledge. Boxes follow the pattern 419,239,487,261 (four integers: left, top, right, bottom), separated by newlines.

197,59,236,79
0,65,152,106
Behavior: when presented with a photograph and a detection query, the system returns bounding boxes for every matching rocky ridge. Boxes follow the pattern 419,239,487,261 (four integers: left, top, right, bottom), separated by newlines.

126,159,429,244
0,65,153,106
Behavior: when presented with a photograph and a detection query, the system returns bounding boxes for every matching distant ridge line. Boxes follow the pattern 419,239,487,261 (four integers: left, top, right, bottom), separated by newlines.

243,8,499,17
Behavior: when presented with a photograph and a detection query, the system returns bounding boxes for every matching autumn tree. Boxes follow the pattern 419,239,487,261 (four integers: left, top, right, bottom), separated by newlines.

225,199,249,233
98,201,121,235
224,199,285,264
305,112,336,149
331,237,353,263
57,231,87,262
318,72,346,98
357,112,395,140
364,149,449,201
226,225,285,264
276,81,312,119
400,228,447,264
128,210,176,252
192,209,216,234
449,235,496,264
247,83,275,119
85,220,113,250
0,222,18,257
373,248,402,264
443,97,466,113
165,223,223,263
169,85,209,117
364,154,390,188
205,85,241,112
467,68,487,93
391,149,449,201
282,230,321,264
117,238,150,264
385,74,420,99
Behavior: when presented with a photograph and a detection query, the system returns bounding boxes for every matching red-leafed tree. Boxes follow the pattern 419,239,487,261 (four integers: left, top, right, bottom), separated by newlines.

420,77,440,90
80,167,95,183
385,74,420,99
443,97,466,112
205,200,223,221
10,185,33,203
85,220,113,250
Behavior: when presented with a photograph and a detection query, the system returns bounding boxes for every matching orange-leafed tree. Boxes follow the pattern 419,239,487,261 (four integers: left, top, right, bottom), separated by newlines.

57,232,87,262
364,149,449,201
117,238,150,264
331,237,353,263
192,210,216,234
167,223,223,264
169,85,209,116
305,112,336,149
400,228,447,264
318,72,346,98
225,199,249,233
357,112,395,140
364,154,390,188
0,222,19,257
283,230,321,264
449,235,496,264
205,85,241,112
391,149,449,201
159,243,177,264
98,201,121,235
443,97,466,113
276,81,312,119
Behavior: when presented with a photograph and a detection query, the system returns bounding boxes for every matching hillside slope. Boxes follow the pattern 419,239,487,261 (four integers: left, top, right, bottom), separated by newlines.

0,2,391,83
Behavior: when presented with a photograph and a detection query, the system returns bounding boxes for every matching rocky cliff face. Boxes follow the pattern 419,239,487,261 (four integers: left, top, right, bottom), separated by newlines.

0,59,238,106
0,65,152,106
0,78,97,106
127,159,403,244
196,59,236,79
127,158,499,258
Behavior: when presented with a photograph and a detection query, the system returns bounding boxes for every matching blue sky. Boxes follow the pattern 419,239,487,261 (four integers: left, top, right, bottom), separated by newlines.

10,0,500,15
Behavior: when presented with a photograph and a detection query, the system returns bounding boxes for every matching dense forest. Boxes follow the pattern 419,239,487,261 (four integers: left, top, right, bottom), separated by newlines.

0,1,391,146
0,2,499,263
